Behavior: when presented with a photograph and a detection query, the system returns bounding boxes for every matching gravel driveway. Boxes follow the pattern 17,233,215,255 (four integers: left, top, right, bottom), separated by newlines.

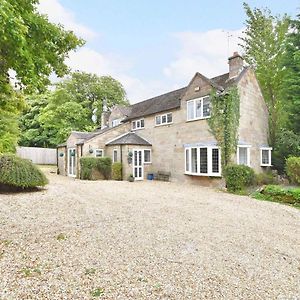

0,167,299,299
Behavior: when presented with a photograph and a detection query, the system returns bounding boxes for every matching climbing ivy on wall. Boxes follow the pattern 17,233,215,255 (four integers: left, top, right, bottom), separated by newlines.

208,86,240,168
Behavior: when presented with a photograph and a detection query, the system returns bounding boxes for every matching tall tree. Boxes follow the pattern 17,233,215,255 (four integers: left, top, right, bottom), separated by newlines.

20,72,129,147
240,2,290,147
0,0,83,152
282,14,300,135
57,72,128,123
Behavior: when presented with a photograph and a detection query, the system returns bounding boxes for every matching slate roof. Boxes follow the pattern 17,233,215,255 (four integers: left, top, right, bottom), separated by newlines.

122,69,248,122
123,87,187,121
71,131,98,140
106,132,151,146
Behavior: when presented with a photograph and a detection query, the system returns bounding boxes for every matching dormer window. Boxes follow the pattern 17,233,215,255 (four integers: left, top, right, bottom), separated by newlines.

132,119,144,130
187,96,211,121
111,118,122,127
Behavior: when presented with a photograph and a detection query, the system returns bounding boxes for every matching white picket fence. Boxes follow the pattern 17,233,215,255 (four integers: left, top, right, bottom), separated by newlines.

17,146,57,165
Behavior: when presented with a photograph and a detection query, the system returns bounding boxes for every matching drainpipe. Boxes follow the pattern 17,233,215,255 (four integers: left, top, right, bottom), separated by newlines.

120,145,123,180
56,148,58,174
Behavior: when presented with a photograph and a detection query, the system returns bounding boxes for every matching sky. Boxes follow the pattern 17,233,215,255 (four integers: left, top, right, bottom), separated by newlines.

38,0,299,103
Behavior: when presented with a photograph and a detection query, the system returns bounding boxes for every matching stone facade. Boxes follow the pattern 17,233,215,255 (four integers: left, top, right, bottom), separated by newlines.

57,56,270,186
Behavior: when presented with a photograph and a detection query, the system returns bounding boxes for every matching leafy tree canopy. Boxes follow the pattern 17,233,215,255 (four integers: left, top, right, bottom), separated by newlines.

282,14,300,135
0,0,84,93
0,0,83,153
20,72,129,147
240,2,290,146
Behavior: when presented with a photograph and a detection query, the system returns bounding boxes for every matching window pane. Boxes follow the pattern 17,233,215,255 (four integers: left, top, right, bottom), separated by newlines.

113,150,118,162
195,99,202,118
187,101,194,120
238,147,248,165
95,150,103,157
200,148,208,173
144,150,151,163
203,97,211,117
185,149,190,172
191,148,198,173
262,150,269,165
155,116,161,125
140,119,144,128
212,148,219,173
167,113,172,123
162,115,167,124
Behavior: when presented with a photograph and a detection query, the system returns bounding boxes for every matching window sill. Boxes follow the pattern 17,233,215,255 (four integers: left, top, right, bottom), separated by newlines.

144,162,152,164
261,164,272,167
186,116,210,122
155,122,173,127
185,172,221,178
132,127,145,131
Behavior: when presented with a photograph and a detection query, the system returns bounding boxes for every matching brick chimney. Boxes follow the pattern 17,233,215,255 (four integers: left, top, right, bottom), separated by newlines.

228,51,244,79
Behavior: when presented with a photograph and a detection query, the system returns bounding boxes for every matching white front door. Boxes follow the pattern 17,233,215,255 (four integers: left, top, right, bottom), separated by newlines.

68,148,76,177
133,149,143,180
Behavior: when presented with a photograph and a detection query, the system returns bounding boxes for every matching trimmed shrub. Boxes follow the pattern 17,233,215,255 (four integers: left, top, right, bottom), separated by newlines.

80,157,112,180
224,164,255,193
0,154,48,189
255,171,278,186
253,185,300,206
286,156,300,185
112,162,122,181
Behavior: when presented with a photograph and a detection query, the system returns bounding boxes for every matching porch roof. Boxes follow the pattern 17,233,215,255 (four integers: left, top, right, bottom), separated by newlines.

106,132,151,146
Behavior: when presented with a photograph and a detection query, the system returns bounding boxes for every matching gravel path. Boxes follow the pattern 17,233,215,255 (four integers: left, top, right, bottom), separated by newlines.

0,167,299,299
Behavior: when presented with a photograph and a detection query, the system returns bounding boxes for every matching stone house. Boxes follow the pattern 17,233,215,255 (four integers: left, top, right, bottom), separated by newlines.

57,52,272,186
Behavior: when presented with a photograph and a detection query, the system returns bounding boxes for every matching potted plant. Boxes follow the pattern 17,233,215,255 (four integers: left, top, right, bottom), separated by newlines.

127,174,134,182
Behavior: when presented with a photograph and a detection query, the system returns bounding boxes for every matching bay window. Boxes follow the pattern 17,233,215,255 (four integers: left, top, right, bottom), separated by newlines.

185,146,221,177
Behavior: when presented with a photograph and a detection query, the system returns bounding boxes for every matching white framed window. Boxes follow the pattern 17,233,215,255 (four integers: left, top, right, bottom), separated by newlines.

260,147,272,166
185,146,221,177
187,96,211,121
132,119,145,130
237,145,251,167
155,112,173,126
113,149,118,162
95,149,104,157
144,149,151,163
111,118,122,127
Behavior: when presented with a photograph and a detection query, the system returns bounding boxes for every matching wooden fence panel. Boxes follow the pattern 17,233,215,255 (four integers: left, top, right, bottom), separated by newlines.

16,147,57,165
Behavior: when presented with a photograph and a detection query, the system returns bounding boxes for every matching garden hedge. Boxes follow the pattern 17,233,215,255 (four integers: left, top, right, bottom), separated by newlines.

0,154,48,190
80,157,112,180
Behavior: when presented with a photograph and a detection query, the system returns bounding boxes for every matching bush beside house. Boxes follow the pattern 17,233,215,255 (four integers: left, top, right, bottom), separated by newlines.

112,162,122,180
0,155,48,191
224,164,255,193
80,157,112,180
286,156,300,185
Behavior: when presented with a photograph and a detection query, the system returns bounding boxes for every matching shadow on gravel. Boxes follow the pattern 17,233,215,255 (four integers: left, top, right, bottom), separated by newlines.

0,183,47,194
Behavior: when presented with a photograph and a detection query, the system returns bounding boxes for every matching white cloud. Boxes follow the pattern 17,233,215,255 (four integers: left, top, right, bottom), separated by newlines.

37,1,247,104
38,0,97,40
65,47,167,103
163,28,244,82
